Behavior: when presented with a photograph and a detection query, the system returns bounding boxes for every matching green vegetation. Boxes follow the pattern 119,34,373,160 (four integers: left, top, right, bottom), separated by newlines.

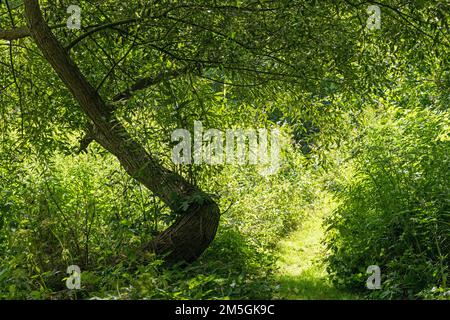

275,191,359,300
325,107,450,299
0,1,448,300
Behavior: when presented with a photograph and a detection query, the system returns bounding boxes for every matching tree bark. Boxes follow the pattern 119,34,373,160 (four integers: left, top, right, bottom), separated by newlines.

23,0,220,263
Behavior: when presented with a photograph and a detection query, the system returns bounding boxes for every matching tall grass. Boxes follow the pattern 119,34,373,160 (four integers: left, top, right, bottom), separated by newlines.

324,107,450,299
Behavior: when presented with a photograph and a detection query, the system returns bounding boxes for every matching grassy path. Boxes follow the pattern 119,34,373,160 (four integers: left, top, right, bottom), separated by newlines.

274,192,358,300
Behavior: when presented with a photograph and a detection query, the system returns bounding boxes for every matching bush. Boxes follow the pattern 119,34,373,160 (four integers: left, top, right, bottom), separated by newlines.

324,107,450,299
0,140,310,299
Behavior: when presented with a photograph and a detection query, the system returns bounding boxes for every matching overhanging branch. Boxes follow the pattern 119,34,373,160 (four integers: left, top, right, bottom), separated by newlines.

0,23,68,41
0,26,30,40
65,18,139,51
112,65,196,102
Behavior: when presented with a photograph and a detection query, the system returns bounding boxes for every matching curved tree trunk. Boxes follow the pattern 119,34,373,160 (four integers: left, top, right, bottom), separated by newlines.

24,0,220,263
152,202,220,263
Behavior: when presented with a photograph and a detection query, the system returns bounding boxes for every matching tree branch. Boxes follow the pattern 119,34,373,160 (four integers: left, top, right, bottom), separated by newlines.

1,19,135,43
65,18,139,51
112,65,196,102
0,26,30,40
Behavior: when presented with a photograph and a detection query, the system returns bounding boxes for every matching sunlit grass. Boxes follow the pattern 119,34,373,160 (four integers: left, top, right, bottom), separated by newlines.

274,191,359,300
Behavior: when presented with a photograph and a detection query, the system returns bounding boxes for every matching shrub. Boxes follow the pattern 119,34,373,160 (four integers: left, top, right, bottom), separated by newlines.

324,107,449,299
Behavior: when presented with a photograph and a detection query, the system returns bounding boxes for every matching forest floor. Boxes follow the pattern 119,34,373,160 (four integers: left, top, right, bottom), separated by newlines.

273,191,359,300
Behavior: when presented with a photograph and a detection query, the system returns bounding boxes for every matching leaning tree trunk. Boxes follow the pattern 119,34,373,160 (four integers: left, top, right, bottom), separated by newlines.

24,0,220,263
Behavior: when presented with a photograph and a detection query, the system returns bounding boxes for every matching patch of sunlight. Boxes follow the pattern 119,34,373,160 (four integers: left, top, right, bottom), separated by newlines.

274,191,359,300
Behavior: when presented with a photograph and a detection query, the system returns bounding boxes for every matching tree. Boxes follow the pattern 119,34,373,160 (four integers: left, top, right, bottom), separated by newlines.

0,0,448,263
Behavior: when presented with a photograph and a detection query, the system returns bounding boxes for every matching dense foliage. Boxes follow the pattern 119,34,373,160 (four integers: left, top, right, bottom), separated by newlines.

0,140,313,299
324,107,449,299
0,0,448,300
